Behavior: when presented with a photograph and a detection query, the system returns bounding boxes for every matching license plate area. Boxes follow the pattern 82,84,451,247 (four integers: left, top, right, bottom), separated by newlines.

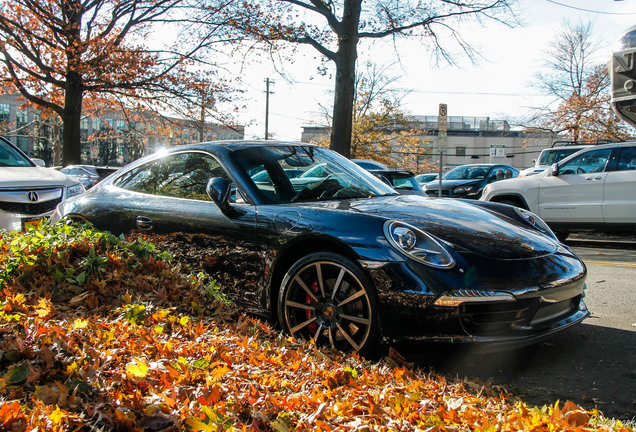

22,217,45,231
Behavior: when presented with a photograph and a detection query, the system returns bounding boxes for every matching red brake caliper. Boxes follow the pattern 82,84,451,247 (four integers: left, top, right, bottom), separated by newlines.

305,280,319,334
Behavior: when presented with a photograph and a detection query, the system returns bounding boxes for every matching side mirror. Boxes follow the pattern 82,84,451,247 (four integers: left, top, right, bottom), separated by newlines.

549,163,559,176
206,177,233,215
31,158,46,167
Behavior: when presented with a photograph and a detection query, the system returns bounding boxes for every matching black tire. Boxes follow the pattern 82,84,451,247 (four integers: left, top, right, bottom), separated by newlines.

278,252,379,355
554,230,569,242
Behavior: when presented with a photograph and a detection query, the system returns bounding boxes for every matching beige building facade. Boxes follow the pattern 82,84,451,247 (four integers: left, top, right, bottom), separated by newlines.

302,115,557,171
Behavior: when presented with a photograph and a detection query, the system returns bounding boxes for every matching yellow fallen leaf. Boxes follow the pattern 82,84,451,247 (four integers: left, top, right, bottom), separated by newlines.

126,358,149,378
49,406,64,425
71,318,89,330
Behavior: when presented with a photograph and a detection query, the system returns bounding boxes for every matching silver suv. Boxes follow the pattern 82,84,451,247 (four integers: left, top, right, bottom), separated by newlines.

0,136,85,232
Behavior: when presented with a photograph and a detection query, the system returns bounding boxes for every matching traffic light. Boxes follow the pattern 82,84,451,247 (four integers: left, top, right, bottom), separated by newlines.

610,25,636,127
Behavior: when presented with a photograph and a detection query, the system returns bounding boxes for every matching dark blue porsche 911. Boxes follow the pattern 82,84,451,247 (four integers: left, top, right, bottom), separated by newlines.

52,141,588,355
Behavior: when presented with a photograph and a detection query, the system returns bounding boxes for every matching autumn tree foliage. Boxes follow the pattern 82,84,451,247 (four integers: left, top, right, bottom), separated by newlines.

208,0,516,158
0,0,232,165
529,21,633,142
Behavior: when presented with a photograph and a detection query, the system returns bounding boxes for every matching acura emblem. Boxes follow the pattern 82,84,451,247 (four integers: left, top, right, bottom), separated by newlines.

27,191,39,202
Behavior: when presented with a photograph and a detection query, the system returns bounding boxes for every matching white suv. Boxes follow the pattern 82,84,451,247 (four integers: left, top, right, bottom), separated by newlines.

0,137,85,232
518,143,593,177
481,142,636,239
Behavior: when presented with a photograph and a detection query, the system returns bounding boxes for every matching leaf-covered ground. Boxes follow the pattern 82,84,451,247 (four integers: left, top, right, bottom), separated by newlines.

0,223,632,431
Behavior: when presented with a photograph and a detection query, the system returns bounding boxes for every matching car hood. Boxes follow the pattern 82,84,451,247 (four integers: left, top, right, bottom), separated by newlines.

292,195,559,259
0,167,77,187
425,179,479,190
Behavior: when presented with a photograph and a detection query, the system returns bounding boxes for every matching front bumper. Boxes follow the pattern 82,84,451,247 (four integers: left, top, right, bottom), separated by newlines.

365,250,588,351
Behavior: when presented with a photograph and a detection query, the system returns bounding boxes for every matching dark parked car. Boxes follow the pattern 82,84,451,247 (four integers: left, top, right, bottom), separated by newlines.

369,170,427,195
52,141,588,355
415,172,438,184
59,165,119,189
424,163,519,199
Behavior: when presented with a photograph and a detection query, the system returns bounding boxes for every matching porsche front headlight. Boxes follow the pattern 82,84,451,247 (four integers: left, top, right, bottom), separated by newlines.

384,221,455,269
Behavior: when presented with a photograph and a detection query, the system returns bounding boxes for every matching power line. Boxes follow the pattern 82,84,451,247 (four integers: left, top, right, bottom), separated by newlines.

545,0,636,15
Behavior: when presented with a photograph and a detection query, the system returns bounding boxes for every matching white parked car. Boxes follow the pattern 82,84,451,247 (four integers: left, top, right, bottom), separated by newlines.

481,142,636,240
0,136,85,232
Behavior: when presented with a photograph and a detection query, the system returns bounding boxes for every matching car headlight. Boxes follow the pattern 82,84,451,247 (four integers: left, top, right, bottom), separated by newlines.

384,221,455,269
515,207,557,240
453,185,475,195
66,183,86,198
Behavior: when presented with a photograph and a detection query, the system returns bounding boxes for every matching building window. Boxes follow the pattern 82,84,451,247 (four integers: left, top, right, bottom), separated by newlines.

0,104,10,121
456,146,466,156
16,109,28,128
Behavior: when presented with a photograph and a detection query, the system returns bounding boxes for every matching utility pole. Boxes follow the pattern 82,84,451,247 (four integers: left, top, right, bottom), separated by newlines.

264,78,275,140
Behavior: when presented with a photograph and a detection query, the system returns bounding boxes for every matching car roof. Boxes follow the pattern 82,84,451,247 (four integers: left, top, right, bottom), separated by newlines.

177,140,310,151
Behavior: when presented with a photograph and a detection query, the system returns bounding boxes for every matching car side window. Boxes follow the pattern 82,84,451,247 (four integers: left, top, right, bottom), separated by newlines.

156,153,238,202
113,153,243,203
559,148,612,175
113,159,161,194
615,147,636,171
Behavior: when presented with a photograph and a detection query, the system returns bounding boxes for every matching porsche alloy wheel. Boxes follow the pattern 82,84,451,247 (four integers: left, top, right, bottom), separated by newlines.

279,252,378,355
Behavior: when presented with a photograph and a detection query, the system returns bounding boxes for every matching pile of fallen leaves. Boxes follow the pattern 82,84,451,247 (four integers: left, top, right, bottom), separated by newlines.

0,223,632,431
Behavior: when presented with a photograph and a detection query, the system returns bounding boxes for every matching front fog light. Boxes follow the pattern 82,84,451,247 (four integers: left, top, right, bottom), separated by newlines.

434,290,515,307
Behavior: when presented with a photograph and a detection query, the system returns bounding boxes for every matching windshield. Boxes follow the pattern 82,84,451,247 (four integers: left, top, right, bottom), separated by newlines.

0,139,34,167
442,165,490,180
537,148,583,166
233,145,397,204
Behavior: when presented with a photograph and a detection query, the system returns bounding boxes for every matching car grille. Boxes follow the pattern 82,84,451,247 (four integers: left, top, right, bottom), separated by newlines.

0,199,62,215
460,296,581,336
0,188,63,216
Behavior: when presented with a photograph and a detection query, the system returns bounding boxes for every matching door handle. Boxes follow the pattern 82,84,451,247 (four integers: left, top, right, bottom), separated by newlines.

136,216,153,230
585,176,602,181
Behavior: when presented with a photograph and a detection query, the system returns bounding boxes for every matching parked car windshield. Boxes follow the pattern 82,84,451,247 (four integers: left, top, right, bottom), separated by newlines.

537,148,583,166
442,165,491,180
232,145,397,204
0,139,34,167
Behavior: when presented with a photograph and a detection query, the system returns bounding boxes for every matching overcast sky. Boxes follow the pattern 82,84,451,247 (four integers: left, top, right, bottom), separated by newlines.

232,0,636,141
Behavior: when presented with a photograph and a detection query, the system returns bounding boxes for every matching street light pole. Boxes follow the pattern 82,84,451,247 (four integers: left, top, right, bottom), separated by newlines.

264,78,274,140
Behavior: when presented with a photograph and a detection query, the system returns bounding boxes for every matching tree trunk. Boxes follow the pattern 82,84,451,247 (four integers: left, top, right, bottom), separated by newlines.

61,0,84,166
329,0,362,159
62,71,84,165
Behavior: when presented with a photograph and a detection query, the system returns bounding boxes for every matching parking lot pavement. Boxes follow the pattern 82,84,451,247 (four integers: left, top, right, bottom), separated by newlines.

418,236,636,421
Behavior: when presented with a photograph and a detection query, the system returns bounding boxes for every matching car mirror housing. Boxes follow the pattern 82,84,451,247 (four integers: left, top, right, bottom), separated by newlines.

206,177,233,215
549,163,559,176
